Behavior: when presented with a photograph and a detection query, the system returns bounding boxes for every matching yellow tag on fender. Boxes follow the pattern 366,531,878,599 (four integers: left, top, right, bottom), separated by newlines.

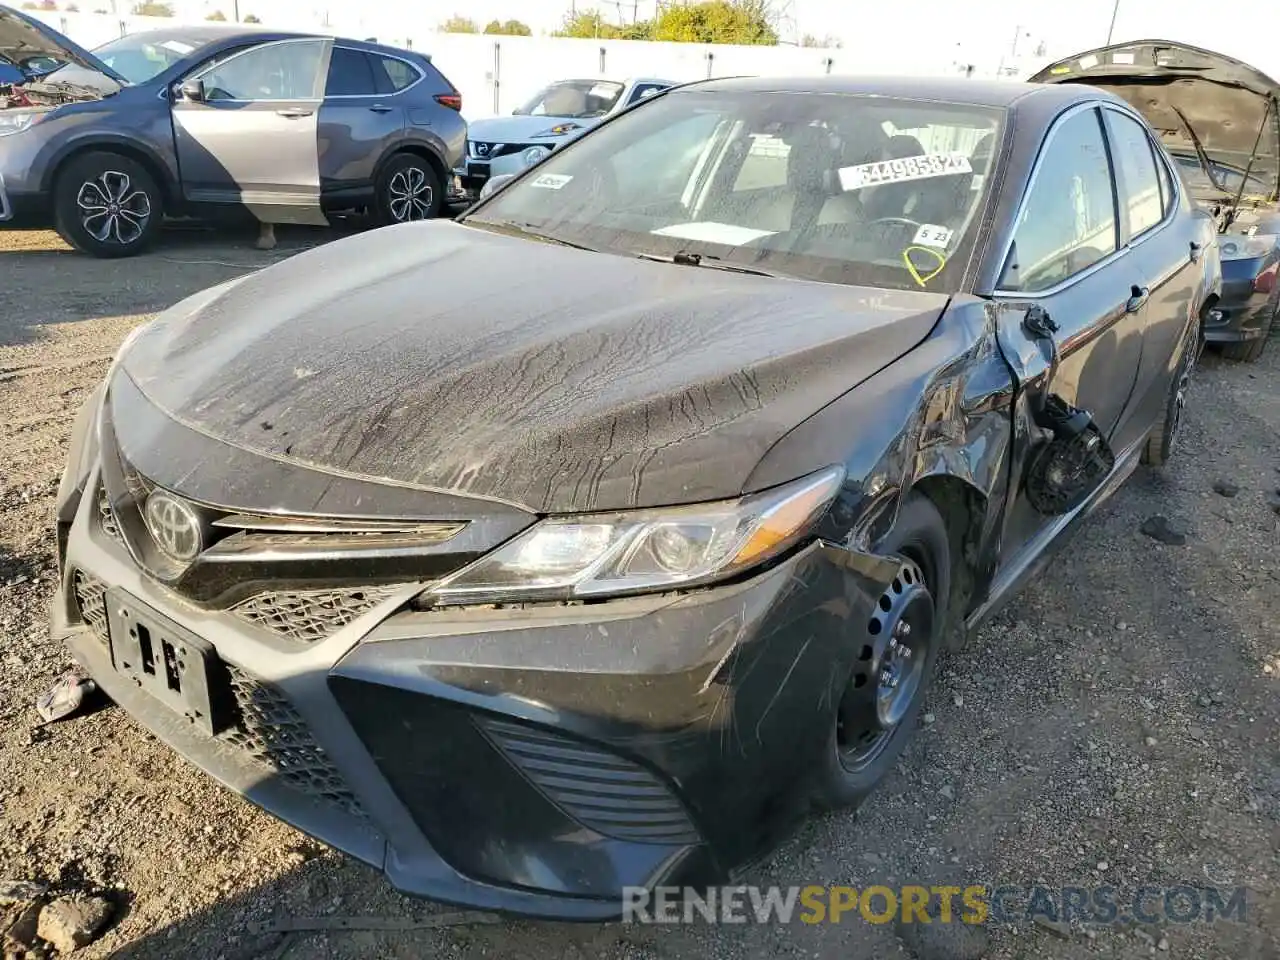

903,246,946,287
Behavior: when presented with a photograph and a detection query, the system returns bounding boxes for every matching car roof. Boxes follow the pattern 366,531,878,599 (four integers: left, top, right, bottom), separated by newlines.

121,24,420,58
685,74,1103,109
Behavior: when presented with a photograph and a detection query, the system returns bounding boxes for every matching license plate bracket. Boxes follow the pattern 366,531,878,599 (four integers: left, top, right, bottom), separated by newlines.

105,588,231,737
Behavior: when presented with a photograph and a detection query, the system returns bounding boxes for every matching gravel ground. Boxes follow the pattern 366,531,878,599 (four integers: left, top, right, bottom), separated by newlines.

1,225,1277,960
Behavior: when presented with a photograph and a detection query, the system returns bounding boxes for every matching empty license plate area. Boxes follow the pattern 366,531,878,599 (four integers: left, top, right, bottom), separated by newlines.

105,588,230,737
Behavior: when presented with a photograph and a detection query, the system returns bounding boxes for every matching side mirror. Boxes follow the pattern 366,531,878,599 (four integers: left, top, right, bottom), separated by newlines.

178,78,205,103
479,174,515,199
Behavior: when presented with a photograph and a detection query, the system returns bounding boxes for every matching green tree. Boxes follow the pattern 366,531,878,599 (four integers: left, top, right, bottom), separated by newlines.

552,10,624,39
483,18,532,36
439,15,479,33
800,32,842,48
18,1,39,8
37,0,57,9
205,8,226,19
650,0,777,44
242,12,259,21
132,0,174,14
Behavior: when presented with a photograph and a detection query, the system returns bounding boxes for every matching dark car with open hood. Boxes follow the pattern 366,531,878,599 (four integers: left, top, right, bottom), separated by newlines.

1032,41,1280,361
0,4,465,256
52,74,1219,918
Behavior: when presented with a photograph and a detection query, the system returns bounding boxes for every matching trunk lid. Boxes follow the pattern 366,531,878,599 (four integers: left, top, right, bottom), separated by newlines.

1030,40,1280,205
119,220,947,515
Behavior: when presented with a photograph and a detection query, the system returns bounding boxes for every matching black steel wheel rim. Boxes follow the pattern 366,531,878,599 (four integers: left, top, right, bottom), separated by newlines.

836,553,936,774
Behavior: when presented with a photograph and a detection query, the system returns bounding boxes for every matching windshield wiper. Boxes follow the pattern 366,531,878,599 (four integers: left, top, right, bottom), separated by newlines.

467,219,601,252
639,250,787,278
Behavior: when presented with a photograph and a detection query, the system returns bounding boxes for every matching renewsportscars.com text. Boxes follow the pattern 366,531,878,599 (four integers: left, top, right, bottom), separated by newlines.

622,884,1248,926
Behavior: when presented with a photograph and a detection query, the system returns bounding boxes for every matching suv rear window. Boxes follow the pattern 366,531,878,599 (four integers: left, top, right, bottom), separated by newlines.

371,55,420,94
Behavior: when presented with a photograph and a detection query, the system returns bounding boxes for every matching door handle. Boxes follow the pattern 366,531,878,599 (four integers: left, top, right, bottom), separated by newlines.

1189,240,1202,262
1125,285,1150,313
276,108,313,118
369,104,393,114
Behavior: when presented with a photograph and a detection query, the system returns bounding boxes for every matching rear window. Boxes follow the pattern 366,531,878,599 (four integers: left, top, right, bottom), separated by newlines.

466,88,1002,294
371,55,421,94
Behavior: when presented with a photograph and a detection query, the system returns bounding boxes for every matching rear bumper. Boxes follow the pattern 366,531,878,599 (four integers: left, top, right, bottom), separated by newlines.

1205,265,1278,343
54,466,890,918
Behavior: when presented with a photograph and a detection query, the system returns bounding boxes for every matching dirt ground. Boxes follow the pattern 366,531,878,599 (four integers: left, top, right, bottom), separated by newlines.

0,224,1277,960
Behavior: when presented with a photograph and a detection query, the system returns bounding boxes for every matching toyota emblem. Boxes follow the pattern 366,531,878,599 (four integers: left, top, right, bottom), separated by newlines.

143,491,203,563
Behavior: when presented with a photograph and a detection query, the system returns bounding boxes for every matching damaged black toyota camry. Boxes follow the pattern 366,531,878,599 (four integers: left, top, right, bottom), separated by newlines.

52,75,1220,918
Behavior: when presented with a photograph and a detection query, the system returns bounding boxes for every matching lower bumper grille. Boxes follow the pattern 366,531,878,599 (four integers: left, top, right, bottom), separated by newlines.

230,586,400,644
221,665,366,819
479,717,700,844
67,570,365,819
73,570,109,646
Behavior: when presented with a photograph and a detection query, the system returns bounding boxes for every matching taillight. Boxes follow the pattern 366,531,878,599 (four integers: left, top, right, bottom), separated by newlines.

1255,261,1277,295
434,92,462,111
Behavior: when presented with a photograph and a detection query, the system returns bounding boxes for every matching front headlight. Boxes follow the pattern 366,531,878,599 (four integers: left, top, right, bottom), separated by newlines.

1219,235,1277,260
521,145,552,168
422,465,846,606
0,112,43,137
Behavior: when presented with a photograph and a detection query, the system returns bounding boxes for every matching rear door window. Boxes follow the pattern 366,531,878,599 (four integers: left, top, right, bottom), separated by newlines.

326,47,378,97
1105,109,1165,239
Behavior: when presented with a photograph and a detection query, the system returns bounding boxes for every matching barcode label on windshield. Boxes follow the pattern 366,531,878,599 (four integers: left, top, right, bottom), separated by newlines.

838,153,973,191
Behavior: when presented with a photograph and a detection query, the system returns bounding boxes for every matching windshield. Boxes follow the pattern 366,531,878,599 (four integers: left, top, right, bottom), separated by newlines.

87,33,203,84
1171,152,1273,198
466,88,1002,293
514,79,625,119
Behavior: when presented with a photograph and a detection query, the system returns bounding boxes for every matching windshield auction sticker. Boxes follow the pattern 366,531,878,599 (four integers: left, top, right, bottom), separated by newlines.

529,174,574,190
839,154,973,191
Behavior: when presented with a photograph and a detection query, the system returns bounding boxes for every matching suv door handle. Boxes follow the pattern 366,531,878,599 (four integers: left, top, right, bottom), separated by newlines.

1125,285,1150,313
369,104,393,113
275,108,313,118
1189,240,1202,262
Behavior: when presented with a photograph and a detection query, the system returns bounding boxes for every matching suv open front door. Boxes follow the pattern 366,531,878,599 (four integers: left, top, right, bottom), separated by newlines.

171,37,332,226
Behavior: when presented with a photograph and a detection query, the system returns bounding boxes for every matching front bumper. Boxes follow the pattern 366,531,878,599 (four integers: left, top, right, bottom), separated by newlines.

0,131,51,226
54,464,894,918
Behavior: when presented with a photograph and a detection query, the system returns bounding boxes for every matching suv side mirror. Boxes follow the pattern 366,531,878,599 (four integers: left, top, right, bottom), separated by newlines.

178,78,205,103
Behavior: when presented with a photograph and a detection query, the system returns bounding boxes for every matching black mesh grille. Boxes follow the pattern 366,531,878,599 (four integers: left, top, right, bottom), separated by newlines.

230,586,399,644
221,664,366,819
97,487,124,547
479,717,699,845
72,570,109,646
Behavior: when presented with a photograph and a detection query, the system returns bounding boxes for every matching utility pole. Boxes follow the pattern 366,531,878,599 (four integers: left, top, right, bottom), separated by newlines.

232,0,239,21
1105,0,1120,45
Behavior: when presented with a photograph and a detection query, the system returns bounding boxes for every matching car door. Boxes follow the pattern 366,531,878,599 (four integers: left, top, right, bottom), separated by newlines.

992,103,1148,563
317,46,408,204
171,37,331,225
1101,105,1201,449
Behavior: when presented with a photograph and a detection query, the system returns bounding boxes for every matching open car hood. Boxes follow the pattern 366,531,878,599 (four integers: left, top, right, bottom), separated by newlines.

0,3,126,86
1030,40,1280,201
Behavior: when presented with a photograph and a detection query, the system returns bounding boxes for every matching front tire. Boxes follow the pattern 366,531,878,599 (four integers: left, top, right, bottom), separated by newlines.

374,154,443,225
53,151,162,258
810,493,951,812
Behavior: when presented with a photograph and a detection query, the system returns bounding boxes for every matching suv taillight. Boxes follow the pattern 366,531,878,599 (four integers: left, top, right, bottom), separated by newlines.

1255,262,1277,295
434,92,462,111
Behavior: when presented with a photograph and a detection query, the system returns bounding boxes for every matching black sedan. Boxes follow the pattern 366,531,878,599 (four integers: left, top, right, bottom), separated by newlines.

52,75,1220,918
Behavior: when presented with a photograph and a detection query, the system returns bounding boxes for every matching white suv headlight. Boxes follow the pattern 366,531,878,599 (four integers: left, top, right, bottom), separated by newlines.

421,465,846,606
0,112,42,137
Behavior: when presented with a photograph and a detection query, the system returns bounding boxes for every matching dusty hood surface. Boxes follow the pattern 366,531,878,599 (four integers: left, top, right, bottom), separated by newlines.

0,4,125,85
467,114,593,144
118,221,946,514
1031,40,1280,200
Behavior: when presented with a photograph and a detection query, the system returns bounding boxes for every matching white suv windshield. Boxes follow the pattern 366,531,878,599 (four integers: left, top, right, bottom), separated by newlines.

514,79,625,119
468,88,1002,293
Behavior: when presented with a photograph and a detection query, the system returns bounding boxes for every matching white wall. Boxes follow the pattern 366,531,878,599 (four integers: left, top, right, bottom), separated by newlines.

35,9,1047,122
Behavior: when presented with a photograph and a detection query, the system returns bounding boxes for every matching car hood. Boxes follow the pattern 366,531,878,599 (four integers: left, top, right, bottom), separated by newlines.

117,220,947,515
1030,40,1280,200
0,4,126,86
467,113,597,143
